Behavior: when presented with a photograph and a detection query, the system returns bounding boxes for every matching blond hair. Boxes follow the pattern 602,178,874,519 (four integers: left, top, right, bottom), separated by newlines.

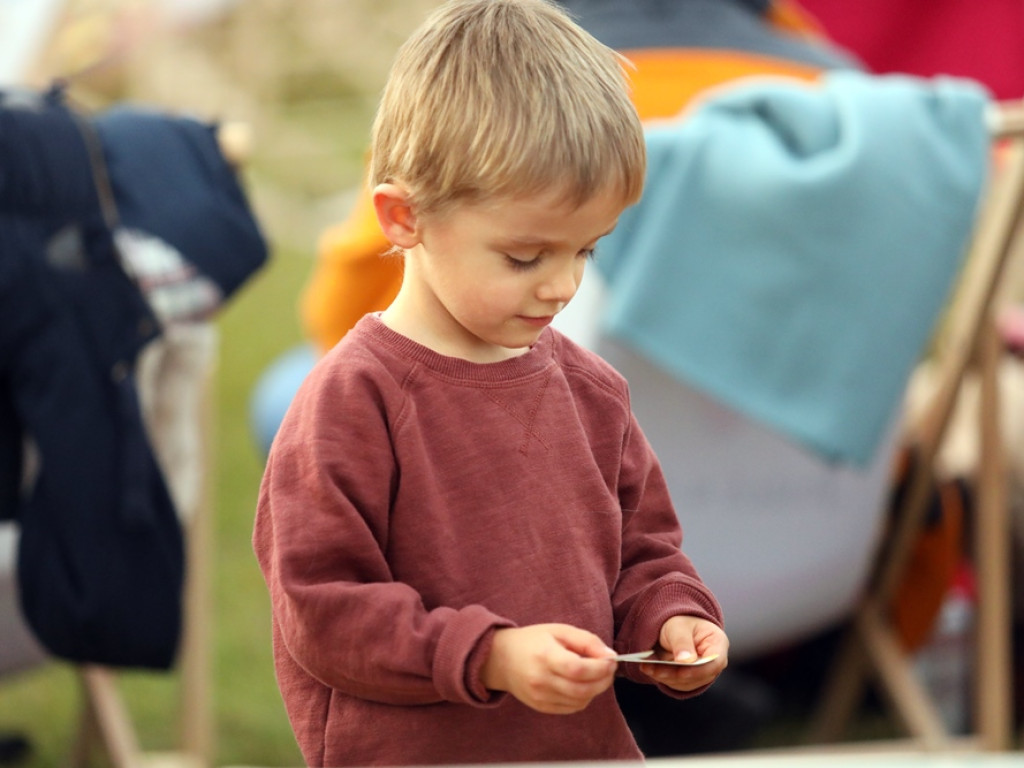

370,0,645,216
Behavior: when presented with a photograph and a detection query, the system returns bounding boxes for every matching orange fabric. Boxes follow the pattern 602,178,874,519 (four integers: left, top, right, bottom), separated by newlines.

301,186,401,352
622,49,821,121
886,450,967,652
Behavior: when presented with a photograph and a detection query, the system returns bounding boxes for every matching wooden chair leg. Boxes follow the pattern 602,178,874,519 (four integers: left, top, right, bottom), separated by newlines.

178,509,213,764
810,603,954,749
974,321,1014,750
856,602,951,748
176,355,215,766
72,667,142,768
807,627,871,743
68,697,96,768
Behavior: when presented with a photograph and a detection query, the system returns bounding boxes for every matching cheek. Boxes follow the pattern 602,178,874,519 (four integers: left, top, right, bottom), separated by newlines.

460,273,530,317
464,280,518,312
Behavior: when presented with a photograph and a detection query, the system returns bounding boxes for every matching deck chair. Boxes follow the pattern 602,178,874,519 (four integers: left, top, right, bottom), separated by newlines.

808,101,1024,752
554,74,1016,749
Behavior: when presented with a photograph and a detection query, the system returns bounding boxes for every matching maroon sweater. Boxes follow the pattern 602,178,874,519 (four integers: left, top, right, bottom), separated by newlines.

253,314,723,766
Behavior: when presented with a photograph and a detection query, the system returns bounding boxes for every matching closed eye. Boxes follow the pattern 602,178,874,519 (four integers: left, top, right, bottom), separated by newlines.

504,253,541,272
503,245,597,270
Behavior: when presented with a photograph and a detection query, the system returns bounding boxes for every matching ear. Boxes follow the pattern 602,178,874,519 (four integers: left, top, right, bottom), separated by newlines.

372,183,420,249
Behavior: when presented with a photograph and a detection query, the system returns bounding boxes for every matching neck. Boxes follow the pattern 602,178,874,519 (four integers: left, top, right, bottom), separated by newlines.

380,293,527,363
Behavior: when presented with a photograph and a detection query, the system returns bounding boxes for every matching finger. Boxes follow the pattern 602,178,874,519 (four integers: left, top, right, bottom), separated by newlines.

549,624,616,660
642,662,722,691
545,671,615,709
521,673,604,714
665,643,697,664
551,652,617,684
699,637,730,661
660,623,698,663
534,699,588,715
664,629,698,663
640,666,701,690
542,627,616,681
692,622,730,659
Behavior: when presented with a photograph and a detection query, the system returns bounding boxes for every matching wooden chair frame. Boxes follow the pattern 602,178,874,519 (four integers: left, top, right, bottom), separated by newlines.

809,101,1024,752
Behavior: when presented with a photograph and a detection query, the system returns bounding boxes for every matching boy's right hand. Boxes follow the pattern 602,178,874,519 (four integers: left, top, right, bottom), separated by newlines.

481,624,617,714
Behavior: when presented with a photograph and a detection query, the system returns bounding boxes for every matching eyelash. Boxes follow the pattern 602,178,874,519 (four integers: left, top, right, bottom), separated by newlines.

504,248,597,272
506,258,537,272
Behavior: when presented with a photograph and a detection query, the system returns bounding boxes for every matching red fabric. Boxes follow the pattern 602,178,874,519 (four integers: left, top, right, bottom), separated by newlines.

798,0,1024,99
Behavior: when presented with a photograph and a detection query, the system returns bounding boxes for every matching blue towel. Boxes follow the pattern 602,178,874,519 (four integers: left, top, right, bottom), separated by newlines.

596,71,991,465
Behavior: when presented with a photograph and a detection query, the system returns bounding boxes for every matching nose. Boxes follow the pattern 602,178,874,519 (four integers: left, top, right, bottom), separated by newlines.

537,261,582,305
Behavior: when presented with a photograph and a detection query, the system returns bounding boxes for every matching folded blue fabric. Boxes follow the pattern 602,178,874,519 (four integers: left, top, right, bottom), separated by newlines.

596,71,991,465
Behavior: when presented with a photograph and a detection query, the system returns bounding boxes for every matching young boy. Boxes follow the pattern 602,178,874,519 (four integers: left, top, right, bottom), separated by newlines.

253,1,728,764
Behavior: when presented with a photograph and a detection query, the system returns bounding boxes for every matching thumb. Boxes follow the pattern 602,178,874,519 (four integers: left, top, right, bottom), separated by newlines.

660,617,698,662
549,624,616,660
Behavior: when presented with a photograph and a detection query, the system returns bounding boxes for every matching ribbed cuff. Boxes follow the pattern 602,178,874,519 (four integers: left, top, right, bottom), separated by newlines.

432,604,515,707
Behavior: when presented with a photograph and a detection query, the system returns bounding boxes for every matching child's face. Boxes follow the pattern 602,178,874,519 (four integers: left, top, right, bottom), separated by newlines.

407,186,626,361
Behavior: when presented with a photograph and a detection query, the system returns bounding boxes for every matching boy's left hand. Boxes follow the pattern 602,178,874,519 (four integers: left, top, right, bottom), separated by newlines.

638,616,729,692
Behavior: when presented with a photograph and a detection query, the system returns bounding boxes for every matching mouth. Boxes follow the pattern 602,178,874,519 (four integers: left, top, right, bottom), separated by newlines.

518,315,554,328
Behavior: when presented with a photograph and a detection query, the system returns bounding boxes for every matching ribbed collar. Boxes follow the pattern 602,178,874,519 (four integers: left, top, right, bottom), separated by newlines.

358,313,556,384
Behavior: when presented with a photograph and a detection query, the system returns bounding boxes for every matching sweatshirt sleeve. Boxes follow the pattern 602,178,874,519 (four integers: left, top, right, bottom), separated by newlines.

252,353,513,707
610,411,724,689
